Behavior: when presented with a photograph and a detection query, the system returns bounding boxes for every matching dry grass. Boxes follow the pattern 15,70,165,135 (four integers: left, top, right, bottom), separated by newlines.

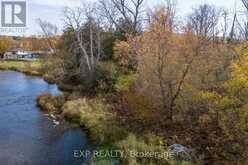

37,94,65,113
0,60,43,76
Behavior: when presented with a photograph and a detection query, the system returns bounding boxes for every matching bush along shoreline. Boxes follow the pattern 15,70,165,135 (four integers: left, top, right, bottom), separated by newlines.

36,77,195,165
0,60,59,84
0,60,79,90
37,94,194,165
0,60,44,76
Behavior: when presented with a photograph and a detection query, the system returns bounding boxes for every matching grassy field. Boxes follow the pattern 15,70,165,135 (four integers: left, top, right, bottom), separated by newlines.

0,60,43,76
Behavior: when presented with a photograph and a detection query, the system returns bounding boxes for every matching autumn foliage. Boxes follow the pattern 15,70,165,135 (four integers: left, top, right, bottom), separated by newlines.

112,6,248,165
35,1,248,164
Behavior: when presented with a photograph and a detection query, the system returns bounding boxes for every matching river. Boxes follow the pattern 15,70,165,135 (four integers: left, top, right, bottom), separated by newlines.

0,71,92,165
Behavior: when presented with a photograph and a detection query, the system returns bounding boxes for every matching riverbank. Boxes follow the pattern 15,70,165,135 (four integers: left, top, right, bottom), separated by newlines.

36,85,196,164
0,60,72,90
0,71,93,165
1,60,192,164
0,60,43,76
37,94,175,165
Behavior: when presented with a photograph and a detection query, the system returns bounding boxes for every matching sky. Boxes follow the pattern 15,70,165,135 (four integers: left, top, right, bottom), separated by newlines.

0,0,245,36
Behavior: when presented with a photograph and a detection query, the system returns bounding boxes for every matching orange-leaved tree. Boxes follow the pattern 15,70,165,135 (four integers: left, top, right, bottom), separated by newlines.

131,6,200,121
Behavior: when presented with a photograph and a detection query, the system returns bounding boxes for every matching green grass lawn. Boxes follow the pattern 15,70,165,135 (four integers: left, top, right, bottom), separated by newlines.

0,60,43,76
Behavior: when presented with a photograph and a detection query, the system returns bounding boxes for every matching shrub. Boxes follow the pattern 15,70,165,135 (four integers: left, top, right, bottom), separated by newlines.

96,61,119,92
122,92,161,126
114,74,137,93
37,94,65,113
113,40,137,73
115,133,169,165
43,73,56,84
42,54,65,82
62,98,128,144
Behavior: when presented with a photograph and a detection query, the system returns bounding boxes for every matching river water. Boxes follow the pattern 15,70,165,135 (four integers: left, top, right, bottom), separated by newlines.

0,71,92,165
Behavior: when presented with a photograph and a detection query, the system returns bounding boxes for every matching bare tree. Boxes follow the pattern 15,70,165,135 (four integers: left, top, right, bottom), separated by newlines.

243,20,248,39
63,3,102,80
221,9,229,41
98,0,145,34
229,11,237,40
236,0,248,40
242,0,248,10
37,19,58,53
188,4,221,39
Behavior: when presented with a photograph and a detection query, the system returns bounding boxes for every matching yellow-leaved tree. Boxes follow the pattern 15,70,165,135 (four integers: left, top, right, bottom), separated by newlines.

0,37,12,55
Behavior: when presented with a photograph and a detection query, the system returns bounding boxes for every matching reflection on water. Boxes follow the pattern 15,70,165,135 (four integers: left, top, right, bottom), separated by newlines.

0,71,92,165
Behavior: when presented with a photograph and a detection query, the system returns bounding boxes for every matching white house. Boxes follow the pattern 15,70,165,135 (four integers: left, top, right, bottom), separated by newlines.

3,48,41,61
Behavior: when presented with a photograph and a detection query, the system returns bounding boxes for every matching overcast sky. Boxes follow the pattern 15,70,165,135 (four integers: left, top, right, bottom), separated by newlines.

0,0,245,36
